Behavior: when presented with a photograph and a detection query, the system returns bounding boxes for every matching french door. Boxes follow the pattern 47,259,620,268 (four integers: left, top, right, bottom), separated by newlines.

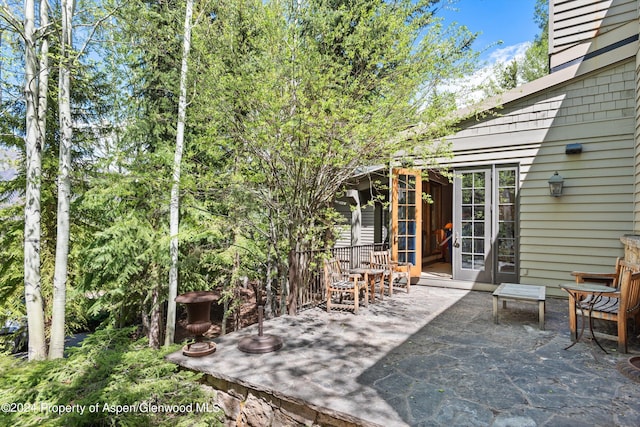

453,166,518,284
391,168,422,278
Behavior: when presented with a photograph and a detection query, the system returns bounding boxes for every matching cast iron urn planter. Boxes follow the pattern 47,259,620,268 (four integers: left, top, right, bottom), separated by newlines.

175,291,217,357
618,356,640,383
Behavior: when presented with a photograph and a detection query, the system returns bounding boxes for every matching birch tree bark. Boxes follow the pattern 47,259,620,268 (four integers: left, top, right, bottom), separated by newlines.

36,0,49,185
165,0,193,347
22,0,48,361
50,0,74,359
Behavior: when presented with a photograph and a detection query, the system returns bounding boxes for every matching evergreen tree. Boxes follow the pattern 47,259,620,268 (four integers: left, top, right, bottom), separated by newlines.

77,0,182,348
489,0,548,93
520,0,549,82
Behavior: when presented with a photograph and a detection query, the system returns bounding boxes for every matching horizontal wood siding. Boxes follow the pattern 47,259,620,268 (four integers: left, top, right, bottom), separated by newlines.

332,198,376,248
333,198,351,247
635,45,640,233
551,0,637,54
361,206,375,245
445,59,635,288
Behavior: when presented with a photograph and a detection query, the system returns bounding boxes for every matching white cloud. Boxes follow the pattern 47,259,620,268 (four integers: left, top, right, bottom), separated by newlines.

442,41,532,108
487,42,531,65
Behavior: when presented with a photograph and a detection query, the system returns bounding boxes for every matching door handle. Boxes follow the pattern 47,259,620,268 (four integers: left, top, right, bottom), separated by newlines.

453,232,460,248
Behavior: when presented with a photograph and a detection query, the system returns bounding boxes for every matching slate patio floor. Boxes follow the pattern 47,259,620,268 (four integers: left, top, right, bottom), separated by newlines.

168,285,640,426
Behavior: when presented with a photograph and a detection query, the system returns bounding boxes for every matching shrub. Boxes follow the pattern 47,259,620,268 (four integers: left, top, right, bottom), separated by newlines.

0,326,223,426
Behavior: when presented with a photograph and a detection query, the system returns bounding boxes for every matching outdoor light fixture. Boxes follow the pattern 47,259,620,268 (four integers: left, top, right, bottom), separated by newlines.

548,171,564,197
565,143,583,154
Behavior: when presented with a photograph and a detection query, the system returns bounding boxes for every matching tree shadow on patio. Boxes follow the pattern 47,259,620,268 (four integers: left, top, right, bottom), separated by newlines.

357,291,640,426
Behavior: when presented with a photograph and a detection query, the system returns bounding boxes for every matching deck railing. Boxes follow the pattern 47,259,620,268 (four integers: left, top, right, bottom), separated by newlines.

295,243,387,310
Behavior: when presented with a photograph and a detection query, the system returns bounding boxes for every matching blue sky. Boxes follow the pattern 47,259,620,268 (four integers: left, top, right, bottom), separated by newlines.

439,0,541,64
434,0,542,105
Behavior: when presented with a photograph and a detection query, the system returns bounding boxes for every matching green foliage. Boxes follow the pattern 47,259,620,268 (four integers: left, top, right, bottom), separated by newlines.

189,0,477,312
3,0,480,333
76,170,169,328
73,0,243,338
0,2,130,340
495,59,519,91
0,327,223,426
520,38,548,83
488,0,548,93
0,203,23,304
519,0,548,82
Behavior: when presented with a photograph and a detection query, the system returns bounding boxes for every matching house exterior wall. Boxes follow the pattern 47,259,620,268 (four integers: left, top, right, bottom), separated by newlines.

334,198,353,247
549,0,638,71
361,206,376,245
334,196,377,248
635,34,640,233
446,58,636,287
550,0,637,54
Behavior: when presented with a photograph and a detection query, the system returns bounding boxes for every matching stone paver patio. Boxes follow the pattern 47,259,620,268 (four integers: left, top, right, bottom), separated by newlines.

168,285,640,426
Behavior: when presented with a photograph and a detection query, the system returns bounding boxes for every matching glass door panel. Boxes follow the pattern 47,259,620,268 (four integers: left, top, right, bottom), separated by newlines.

392,169,422,278
454,169,492,282
495,167,517,283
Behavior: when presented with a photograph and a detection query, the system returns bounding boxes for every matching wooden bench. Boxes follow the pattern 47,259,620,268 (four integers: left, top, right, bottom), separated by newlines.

492,283,546,330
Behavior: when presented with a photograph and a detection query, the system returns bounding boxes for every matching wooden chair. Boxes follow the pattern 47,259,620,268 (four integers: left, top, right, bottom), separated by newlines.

324,258,368,314
571,257,627,287
570,270,640,353
569,259,640,352
568,258,637,340
369,250,411,296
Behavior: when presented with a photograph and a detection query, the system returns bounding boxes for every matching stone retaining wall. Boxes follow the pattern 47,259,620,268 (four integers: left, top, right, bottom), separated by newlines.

204,374,378,427
621,235,640,263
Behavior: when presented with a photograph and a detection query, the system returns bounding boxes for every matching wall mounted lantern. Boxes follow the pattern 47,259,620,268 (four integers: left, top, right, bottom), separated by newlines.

548,171,564,197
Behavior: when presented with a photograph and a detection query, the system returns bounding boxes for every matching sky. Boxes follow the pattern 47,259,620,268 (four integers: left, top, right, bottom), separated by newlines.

439,0,541,65
435,0,542,105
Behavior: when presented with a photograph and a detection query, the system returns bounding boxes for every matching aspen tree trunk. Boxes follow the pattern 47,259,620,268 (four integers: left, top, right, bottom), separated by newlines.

23,0,47,361
50,0,74,360
36,0,49,197
165,0,193,347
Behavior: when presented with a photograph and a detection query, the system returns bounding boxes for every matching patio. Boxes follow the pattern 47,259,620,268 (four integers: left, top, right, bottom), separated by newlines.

167,285,640,426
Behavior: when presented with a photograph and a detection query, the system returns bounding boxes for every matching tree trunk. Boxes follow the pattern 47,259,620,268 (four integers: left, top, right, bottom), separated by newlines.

221,298,228,336
149,281,162,349
233,251,241,331
165,0,193,347
265,209,279,318
149,295,162,348
23,0,47,361
265,249,273,319
287,248,298,315
50,0,74,360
